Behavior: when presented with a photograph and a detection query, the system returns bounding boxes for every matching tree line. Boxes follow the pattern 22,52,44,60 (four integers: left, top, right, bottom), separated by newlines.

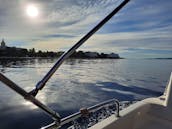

0,47,120,59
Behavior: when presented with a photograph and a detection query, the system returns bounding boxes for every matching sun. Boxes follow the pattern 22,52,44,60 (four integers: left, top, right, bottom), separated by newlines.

26,5,39,18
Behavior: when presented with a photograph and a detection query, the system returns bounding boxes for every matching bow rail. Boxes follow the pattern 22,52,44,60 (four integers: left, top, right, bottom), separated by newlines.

42,99,120,129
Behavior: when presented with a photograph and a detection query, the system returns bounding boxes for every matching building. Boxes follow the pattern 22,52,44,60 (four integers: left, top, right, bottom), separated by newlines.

0,39,28,57
0,39,6,49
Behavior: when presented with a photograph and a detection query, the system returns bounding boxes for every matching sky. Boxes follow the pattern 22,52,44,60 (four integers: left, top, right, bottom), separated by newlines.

0,0,172,58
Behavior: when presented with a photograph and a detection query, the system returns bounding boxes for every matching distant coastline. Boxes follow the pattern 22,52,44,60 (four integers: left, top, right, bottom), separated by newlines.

0,39,121,59
146,58,172,60
0,51,122,59
153,58,172,60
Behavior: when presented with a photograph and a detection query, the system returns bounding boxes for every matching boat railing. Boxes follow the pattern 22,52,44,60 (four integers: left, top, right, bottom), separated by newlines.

41,99,120,129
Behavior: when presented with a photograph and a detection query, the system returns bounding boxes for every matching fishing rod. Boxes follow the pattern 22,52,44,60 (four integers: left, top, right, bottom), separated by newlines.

0,73,61,123
29,0,130,97
0,0,130,127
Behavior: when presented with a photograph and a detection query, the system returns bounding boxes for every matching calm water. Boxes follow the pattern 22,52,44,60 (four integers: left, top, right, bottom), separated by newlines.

0,58,171,129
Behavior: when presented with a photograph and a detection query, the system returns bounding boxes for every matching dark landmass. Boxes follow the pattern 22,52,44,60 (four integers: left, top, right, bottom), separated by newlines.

0,49,121,59
0,40,121,59
70,51,121,59
154,58,172,60
147,58,172,60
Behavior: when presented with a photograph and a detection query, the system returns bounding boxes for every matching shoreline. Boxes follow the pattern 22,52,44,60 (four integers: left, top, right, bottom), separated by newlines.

0,57,123,60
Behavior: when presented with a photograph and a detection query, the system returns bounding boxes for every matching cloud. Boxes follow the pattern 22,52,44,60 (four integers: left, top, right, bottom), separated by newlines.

25,37,79,51
42,34,76,39
83,27,172,50
0,0,172,58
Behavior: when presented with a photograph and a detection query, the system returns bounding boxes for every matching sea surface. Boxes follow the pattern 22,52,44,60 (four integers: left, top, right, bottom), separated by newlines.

0,58,171,129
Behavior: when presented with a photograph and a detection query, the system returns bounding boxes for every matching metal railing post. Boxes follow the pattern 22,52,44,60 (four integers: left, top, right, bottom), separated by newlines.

42,99,120,129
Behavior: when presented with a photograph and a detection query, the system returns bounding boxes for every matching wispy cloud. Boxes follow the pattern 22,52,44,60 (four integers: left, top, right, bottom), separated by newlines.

0,0,172,58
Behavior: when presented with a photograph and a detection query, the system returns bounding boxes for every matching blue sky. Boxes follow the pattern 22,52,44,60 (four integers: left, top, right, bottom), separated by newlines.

0,0,172,58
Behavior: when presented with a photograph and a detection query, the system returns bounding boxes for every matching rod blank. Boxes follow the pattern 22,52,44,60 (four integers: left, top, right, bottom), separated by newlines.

30,0,130,97
0,73,61,122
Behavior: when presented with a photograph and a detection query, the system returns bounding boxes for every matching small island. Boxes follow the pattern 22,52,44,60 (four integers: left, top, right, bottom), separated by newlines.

0,39,121,59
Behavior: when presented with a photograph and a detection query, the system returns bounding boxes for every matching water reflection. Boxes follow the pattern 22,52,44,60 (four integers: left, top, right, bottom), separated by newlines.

0,58,171,129
22,101,38,110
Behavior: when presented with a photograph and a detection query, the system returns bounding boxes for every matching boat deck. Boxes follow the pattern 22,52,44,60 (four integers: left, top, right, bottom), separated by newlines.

135,105,172,129
89,97,172,129
136,116,172,129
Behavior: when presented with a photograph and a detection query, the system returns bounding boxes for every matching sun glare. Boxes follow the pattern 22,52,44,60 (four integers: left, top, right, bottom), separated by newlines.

26,5,39,18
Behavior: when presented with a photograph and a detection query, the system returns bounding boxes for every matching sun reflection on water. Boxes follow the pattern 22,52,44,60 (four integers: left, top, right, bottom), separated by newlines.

22,101,38,109
0,58,171,129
